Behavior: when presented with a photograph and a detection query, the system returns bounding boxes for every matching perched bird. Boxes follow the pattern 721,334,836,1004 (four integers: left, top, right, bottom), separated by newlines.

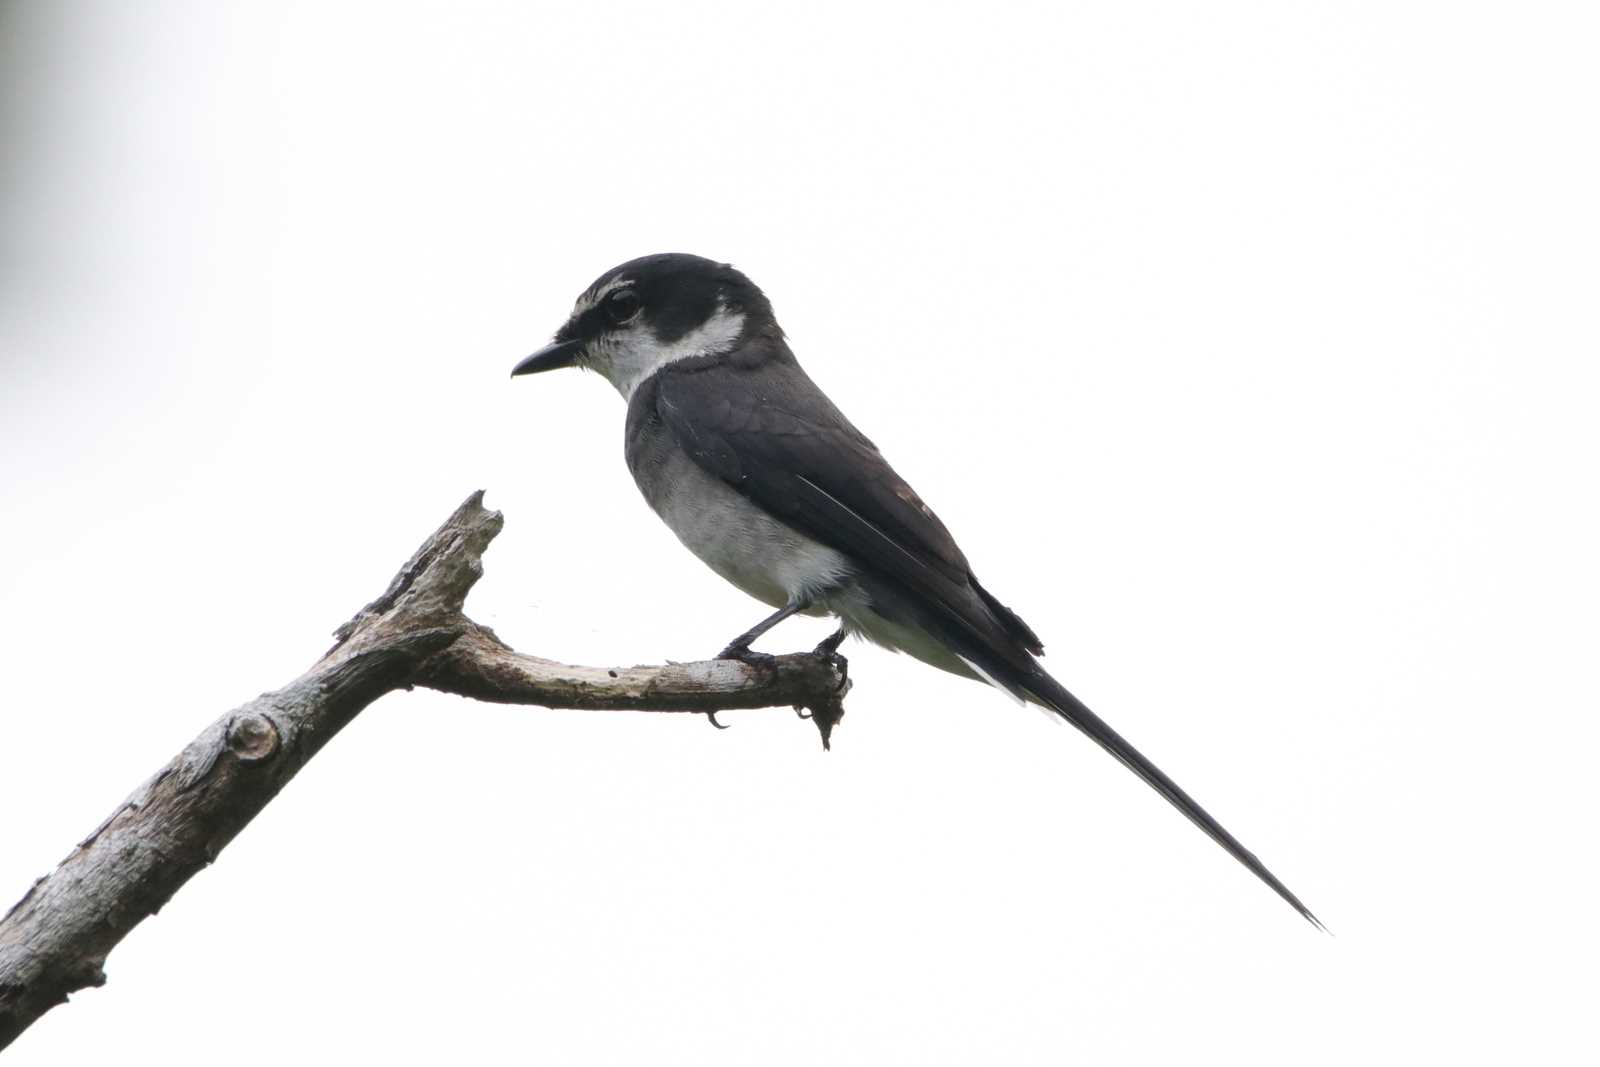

513,253,1320,927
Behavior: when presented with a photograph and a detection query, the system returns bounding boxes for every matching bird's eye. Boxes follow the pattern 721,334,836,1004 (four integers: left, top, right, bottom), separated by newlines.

604,289,641,325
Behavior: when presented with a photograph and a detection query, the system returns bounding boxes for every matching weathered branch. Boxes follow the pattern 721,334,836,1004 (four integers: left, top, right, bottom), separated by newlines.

0,491,849,1051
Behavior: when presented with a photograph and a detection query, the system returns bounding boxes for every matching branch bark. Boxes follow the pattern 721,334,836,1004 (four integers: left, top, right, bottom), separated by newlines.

0,490,850,1051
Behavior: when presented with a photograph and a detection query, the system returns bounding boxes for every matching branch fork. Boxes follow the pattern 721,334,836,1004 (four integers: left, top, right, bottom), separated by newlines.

0,490,850,1050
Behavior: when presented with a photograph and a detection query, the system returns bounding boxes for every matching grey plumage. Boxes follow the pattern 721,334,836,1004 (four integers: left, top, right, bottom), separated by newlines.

513,252,1321,928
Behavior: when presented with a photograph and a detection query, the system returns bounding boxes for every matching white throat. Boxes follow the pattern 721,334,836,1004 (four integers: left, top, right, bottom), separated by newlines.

588,306,747,400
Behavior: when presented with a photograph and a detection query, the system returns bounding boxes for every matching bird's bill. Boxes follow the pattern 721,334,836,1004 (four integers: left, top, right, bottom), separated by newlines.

511,338,584,376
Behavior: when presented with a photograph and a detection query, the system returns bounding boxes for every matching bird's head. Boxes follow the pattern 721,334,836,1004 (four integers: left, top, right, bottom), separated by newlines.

512,253,776,398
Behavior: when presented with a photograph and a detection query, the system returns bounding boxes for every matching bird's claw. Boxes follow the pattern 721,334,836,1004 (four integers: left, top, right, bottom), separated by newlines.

810,629,850,694
813,628,848,657
716,643,778,671
704,710,730,730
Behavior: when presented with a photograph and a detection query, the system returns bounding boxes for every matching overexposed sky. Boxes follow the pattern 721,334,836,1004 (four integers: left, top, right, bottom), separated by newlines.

3,1,1598,1063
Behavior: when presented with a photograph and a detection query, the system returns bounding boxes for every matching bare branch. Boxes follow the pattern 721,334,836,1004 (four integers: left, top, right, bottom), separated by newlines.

0,490,849,1051
420,623,849,714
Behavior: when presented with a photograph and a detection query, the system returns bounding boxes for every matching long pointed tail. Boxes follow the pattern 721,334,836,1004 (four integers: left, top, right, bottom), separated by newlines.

1020,666,1324,929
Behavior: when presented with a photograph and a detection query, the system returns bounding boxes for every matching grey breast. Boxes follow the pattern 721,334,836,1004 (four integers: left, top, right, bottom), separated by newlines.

623,372,855,611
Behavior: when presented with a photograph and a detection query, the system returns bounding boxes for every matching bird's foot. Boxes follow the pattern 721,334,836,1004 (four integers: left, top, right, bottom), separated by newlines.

715,641,778,672
813,627,848,658
811,628,850,693
707,640,789,732
798,628,851,748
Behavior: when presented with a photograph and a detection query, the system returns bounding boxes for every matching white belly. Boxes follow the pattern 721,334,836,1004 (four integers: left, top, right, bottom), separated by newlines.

640,445,981,683
650,454,854,611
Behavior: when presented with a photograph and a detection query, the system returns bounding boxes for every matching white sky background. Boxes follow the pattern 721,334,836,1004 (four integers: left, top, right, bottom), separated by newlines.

2,1,1597,1063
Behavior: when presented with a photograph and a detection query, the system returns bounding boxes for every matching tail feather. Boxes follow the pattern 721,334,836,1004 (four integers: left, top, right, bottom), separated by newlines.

846,571,1321,927
1019,665,1324,929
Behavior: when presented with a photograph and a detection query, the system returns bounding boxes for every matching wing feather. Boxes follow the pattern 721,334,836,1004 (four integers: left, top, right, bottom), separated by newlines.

649,350,1322,927
653,354,1031,668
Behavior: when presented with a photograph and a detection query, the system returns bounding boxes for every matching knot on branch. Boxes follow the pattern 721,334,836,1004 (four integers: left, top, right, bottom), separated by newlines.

226,713,279,763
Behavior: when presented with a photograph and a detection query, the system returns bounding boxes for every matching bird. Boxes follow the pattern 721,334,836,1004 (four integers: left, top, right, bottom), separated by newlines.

512,252,1321,928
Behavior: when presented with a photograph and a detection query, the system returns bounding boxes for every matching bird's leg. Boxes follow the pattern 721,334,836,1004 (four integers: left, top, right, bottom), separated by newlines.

716,598,811,666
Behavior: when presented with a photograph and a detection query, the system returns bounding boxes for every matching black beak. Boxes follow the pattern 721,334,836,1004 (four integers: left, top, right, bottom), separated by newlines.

511,338,584,377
